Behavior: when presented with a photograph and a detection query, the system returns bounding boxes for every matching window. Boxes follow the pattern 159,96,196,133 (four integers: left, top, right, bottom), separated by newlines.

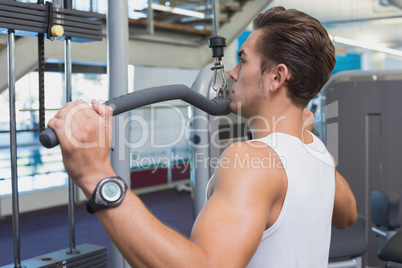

0,66,108,196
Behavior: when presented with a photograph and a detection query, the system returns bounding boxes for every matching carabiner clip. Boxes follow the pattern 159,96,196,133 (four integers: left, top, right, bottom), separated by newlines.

211,59,227,98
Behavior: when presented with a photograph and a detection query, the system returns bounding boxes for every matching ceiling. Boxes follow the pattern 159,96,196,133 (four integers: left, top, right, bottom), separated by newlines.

2,0,402,61
266,0,402,54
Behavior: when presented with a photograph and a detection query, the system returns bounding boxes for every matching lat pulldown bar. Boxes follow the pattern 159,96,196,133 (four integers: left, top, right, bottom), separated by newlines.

39,84,232,149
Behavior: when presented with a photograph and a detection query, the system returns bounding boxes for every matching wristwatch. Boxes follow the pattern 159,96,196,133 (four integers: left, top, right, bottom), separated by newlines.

86,176,127,214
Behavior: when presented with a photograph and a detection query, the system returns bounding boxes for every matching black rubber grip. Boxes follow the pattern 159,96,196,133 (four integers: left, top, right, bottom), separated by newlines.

39,84,231,148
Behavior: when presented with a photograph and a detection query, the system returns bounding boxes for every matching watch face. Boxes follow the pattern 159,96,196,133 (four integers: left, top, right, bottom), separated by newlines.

101,181,122,202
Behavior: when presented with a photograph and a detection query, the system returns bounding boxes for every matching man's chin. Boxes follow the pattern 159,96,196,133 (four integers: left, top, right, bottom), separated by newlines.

229,102,238,114
229,103,248,119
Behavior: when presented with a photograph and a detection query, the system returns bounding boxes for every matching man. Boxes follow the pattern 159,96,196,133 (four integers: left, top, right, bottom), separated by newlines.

49,6,357,267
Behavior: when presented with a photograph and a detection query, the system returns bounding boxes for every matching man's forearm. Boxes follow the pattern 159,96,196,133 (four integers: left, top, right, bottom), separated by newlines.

96,191,210,267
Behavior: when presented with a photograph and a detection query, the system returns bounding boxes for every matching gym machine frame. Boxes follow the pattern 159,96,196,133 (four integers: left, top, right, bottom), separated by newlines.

38,0,229,266
0,0,105,267
1,0,229,266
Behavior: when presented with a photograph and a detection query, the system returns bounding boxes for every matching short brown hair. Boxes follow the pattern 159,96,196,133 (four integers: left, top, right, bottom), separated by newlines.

253,6,336,108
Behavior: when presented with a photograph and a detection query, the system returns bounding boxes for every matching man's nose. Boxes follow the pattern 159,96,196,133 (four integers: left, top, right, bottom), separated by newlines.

229,64,239,81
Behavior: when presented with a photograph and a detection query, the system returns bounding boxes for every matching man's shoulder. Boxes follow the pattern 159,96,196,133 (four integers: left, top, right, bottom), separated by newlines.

223,141,280,159
218,141,284,174
213,141,287,202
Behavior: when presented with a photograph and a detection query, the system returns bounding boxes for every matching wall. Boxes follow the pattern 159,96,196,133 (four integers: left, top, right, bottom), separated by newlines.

361,51,402,71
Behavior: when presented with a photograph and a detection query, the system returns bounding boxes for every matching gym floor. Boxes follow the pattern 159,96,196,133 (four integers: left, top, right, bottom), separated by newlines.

0,188,194,267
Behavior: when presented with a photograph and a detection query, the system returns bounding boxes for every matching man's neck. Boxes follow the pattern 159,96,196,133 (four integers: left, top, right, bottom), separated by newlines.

247,104,306,141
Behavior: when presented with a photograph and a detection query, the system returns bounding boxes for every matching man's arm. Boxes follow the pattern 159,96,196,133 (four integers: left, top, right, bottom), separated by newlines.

302,108,357,229
191,142,286,267
95,142,285,267
332,167,358,229
48,100,285,267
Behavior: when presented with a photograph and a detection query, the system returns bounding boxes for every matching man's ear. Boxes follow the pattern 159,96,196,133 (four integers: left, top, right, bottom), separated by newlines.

269,64,289,92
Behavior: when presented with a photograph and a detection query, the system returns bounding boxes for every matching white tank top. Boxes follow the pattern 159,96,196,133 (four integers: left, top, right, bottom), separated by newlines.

206,132,335,268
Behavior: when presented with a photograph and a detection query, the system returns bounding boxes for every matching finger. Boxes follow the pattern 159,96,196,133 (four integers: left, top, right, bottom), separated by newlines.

74,99,95,118
92,100,113,118
47,102,76,147
91,99,100,113
47,116,71,151
75,99,89,106
54,101,75,120
92,100,114,138
47,117,61,130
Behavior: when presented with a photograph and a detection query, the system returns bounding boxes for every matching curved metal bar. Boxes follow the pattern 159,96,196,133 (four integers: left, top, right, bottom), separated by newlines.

39,84,231,148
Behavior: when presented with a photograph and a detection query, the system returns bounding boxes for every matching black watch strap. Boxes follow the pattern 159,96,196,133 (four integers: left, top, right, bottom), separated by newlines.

86,196,104,214
86,176,127,214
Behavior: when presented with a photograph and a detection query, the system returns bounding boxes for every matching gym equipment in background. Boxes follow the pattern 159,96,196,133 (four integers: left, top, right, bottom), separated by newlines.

189,63,252,217
328,215,367,268
37,0,231,265
0,0,104,267
208,0,227,97
2,244,107,268
0,0,102,41
371,190,402,267
317,69,402,266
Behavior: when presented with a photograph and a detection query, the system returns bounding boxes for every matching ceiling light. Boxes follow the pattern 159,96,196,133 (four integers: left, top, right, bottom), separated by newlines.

333,36,402,57
152,4,205,19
